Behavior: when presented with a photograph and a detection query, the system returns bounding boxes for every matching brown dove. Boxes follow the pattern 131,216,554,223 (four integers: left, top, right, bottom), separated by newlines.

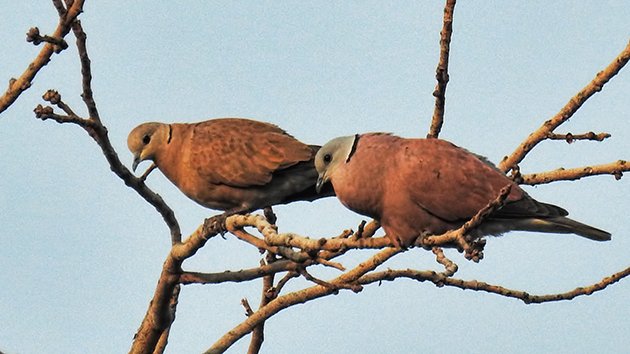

127,118,334,214
314,133,611,247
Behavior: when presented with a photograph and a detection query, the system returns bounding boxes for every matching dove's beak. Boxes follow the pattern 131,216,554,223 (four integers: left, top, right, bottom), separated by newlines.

315,175,326,194
132,156,141,172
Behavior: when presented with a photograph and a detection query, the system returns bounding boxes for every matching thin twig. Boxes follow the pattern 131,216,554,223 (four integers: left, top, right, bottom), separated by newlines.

520,160,627,185
359,266,630,304
25,27,68,51
179,260,299,285
70,20,99,121
298,267,362,293
51,0,67,16
422,184,512,261
432,247,458,276
241,298,254,316
35,101,180,245
546,131,611,143
271,271,300,298
247,253,276,354
427,0,456,139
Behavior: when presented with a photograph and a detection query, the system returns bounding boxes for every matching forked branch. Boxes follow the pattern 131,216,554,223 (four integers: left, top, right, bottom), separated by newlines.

0,0,85,114
499,40,630,173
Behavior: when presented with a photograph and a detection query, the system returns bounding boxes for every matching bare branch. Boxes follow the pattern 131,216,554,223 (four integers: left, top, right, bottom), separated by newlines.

246,253,278,354
51,0,67,17
432,247,458,276
359,266,630,304
153,285,179,354
270,271,300,298
34,104,93,127
422,184,512,261
520,160,628,185
241,298,254,316
427,0,456,139
499,40,630,173
205,247,403,353
546,131,611,143
131,216,225,354
298,267,362,293
0,0,85,114
25,27,68,51
32,17,181,243
70,20,99,121
35,97,181,243
179,260,299,285
266,231,392,251
225,214,392,267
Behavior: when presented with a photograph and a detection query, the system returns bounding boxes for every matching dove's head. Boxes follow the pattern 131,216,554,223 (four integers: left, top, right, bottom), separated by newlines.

127,122,169,172
315,134,358,193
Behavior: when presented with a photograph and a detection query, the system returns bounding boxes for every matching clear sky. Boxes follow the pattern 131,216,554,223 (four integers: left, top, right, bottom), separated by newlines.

1,1,629,353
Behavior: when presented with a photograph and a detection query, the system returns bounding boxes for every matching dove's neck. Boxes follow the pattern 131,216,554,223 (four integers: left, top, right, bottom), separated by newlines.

333,137,385,220
155,124,189,186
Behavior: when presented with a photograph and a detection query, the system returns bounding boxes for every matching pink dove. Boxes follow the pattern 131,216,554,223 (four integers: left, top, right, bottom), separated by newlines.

315,133,611,247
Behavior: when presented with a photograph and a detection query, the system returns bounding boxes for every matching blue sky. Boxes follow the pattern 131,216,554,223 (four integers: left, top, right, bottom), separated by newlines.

1,2,629,353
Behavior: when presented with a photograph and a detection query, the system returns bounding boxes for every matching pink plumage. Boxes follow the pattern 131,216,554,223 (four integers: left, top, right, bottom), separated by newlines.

315,133,611,247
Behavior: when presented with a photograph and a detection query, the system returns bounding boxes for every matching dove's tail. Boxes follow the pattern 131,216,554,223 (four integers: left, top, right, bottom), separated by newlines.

516,217,612,241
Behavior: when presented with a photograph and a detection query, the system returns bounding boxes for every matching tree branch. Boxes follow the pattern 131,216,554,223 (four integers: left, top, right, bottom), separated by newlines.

427,0,456,139
246,253,277,354
359,266,630,304
205,247,403,354
499,40,630,173
519,160,628,185
51,0,67,17
24,14,190,351
432,247,458,276
546,131,611,143
35,95,180,244
131,216,225,354
0,0,85,114
179,260,299,285
70,19,99,121
422,184,512,261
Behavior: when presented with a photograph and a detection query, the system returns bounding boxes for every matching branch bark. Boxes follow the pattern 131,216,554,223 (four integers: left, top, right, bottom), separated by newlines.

546,131,611,143
205,247,403,354
499,40,630,173
520,160,628,185
131,217,224,354
0,0,85,114
427,0,456,139
359,266,630,304
246,254,277,354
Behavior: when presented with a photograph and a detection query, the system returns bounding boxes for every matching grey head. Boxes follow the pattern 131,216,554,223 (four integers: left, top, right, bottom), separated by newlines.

314,135,358,193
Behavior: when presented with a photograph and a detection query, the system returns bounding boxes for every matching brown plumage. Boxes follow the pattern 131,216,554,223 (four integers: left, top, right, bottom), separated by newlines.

127,118,334,213
315,133,611,247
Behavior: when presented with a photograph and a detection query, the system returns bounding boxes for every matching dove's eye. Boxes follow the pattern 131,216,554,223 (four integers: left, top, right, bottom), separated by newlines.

323,153,332,163
142,135,151,145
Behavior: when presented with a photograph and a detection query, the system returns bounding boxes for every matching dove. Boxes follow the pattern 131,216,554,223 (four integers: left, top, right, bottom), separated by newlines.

127,118,334,214
314,133,611,247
